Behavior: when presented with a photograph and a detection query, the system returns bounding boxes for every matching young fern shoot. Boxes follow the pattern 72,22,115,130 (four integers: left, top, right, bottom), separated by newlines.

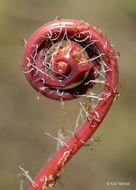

22,19,118,190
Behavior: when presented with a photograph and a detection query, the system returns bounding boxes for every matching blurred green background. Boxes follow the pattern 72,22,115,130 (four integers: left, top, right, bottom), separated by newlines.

0,0,136,189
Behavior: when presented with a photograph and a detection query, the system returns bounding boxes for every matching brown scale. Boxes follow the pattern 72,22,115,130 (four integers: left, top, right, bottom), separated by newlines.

60,103,67,137
17,64,23,72
84,137,102,150
83,97,92,115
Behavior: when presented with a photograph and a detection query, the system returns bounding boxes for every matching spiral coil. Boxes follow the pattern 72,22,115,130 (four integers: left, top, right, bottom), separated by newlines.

23,19,118,190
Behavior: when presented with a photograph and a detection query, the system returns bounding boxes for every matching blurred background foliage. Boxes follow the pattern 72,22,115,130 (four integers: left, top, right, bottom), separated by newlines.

0,0,136,190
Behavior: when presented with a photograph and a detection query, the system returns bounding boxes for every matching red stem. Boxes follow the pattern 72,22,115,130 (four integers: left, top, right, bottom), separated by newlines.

23,19,118,190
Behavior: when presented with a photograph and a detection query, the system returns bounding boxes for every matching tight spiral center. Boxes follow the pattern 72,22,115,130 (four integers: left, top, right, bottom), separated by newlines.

37,41,94,89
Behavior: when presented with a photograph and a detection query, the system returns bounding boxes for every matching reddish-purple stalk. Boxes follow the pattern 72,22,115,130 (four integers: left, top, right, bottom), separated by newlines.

23,19,118,190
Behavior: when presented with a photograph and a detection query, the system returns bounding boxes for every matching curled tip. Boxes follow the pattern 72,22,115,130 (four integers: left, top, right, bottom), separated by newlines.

23,19,118,190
